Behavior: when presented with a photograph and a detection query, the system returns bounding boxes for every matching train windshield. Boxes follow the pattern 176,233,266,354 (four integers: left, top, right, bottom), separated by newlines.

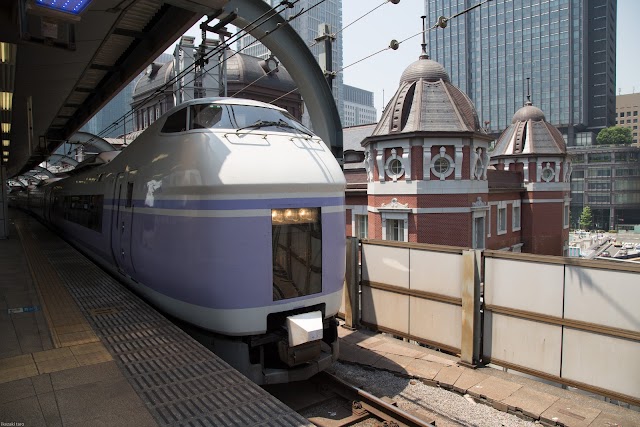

271,208,322,301
188,103,313,135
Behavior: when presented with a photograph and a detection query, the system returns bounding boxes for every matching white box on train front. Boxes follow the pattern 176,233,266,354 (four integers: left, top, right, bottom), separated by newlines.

287,311,323,347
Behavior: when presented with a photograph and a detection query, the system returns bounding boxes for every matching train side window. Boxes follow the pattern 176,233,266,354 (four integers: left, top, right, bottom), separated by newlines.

125,183,134,208
161,108,187,133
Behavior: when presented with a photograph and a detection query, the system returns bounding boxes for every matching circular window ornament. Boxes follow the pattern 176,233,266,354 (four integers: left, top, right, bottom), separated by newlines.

389,159,403,175
473,148,484,179
385,148,405,181
435,157,450,174
541,166,555,182
430,147,455,180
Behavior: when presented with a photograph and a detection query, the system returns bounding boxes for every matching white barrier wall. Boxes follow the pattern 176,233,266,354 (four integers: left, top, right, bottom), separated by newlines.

361,241,466,353
483,252,640,405
353,241,640,405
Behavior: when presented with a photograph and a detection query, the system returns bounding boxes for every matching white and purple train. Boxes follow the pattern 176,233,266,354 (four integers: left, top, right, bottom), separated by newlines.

14,98,346,384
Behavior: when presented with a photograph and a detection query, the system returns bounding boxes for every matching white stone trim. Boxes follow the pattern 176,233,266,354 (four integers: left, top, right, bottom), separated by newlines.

431,147,455,180
402,148,411,181
512,199,521,232
455,146,463,180
369,206,472,214
416,207,471,214
368,180,488,195
381,211,408,242
471,197,488,250
423,146,432,181
376,149,385,181
385,148,405,182
346,205,368,214
541,162,556,182
511,243,524,253
348,205,368,238
522,198,566,204
497,201,507,235
525,182,570,192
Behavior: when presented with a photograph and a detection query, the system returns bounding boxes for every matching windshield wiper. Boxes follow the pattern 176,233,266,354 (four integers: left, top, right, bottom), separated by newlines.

236,120,280,132
274,119,314,137
236,119,314,137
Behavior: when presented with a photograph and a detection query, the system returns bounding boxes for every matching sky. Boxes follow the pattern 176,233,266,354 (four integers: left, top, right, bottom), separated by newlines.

178,0,640,119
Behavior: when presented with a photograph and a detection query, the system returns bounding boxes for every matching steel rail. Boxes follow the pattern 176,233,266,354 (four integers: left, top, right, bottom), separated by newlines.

313,371,437,427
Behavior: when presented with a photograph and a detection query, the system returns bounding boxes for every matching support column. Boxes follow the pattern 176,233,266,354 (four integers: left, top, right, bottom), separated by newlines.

0,166,8,239
460,249,481,367
343,237,359,330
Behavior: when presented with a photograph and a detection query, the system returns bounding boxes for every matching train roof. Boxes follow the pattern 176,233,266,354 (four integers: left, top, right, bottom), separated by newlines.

67,151,121,175
165,97,288,114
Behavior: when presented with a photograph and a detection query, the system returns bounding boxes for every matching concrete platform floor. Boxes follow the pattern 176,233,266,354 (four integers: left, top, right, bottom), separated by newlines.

0,210,309,426
0,213,153,426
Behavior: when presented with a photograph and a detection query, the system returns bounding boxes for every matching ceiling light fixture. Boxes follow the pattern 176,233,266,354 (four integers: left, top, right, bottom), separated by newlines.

1,92,12,111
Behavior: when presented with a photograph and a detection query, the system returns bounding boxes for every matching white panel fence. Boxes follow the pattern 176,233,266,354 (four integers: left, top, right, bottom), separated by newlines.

341,239,640,406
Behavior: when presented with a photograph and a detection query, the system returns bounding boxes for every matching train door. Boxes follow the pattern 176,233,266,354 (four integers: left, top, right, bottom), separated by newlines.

110,172,136,276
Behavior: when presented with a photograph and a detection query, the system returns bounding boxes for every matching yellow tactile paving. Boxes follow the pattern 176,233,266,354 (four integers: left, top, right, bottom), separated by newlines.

0,354,39,383
0,344,113,384
15,220,99,349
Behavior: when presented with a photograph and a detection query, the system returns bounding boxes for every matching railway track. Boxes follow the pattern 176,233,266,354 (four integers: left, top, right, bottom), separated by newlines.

265,370,454,427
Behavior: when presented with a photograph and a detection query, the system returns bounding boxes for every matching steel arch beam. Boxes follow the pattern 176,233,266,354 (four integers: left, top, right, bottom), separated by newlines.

67,132,116,153
221,0,343,157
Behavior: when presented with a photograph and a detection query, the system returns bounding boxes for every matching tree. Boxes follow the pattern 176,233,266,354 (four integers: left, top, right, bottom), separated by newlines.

596,126,632,145
579,206,593,230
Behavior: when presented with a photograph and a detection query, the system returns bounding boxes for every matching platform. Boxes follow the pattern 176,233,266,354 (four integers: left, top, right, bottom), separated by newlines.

337,326,640,426
0,209,311,426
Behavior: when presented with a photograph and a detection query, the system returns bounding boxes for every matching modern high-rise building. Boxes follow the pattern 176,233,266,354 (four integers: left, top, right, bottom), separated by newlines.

343,84,376,127
236,0,344,125
424,0,617,145
616,93,640,145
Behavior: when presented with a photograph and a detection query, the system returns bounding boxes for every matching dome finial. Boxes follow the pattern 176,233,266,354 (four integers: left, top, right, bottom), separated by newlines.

420,15,429,59
525,77,532,106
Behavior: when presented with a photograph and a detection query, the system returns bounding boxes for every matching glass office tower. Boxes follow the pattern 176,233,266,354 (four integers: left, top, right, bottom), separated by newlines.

237,0,344,125
424,0,616,145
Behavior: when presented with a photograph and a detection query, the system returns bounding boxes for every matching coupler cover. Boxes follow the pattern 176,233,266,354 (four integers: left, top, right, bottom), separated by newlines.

286,310,323,347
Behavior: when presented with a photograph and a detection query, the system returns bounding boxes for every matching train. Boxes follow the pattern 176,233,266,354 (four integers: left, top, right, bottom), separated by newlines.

11,98,346,384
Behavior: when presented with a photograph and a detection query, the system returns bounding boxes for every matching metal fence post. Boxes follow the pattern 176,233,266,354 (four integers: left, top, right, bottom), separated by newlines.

343,237,359,329
460,249,481,367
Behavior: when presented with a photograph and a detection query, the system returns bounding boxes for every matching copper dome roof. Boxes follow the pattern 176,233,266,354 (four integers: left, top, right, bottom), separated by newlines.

400,56,451,84
511,103,546,123
492,101,566,157
370,56,482,136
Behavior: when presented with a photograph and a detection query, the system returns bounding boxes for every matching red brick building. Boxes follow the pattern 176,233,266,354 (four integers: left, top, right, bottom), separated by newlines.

344,54,570,256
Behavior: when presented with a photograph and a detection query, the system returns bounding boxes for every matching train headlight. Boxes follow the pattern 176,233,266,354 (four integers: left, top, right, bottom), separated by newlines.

272,208,319,224
272,209,284,223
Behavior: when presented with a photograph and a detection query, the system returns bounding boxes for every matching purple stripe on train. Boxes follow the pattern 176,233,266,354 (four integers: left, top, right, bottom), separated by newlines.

127,211,346,309
104,196,344,210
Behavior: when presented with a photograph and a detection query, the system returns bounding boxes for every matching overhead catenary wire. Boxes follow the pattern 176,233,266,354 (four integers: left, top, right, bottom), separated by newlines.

84,0,334,145
309,0,391,48
241,0,394,107
304,0,493,88
77,0,301,147
178,0,330,103
43,0,304,169
92,0,332,141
